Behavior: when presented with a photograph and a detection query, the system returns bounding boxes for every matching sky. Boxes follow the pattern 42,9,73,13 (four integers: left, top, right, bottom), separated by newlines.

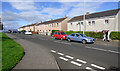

1,0,119,29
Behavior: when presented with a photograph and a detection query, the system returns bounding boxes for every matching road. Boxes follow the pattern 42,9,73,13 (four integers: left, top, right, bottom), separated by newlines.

11,33,119,71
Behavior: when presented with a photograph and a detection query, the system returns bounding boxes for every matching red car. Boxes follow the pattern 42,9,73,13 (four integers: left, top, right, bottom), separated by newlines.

53,31,67,40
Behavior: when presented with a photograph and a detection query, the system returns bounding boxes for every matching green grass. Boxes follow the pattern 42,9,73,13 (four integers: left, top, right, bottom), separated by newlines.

1,33,24,71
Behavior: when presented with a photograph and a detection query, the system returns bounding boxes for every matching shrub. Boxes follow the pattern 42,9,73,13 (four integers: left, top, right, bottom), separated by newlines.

65,31,104,39
110,32,120,40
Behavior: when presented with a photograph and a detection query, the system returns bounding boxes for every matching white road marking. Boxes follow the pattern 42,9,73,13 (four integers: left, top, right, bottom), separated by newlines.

91,48,107,51
65,55,74,59
91,64,105,70
76,59,87,64
71,61,82,67
59,57,68,61
86,46,92,48
57,52,64,56
86,46,120,54
108,50,120,54
51,50,56,53
86,67,96,71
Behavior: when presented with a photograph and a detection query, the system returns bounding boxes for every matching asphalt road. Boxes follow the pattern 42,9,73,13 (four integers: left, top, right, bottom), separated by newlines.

11,33,119,71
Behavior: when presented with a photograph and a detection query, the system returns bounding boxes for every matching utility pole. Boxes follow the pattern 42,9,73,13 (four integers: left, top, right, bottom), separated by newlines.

83,0,86,35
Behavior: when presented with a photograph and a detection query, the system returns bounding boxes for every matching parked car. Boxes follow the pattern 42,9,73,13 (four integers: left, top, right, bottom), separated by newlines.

66,33,95,44
24,31,32,35
53,31,67,40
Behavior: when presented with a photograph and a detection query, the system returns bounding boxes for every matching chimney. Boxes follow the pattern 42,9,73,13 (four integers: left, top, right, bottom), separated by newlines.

64,15,67,18
86,12,90,15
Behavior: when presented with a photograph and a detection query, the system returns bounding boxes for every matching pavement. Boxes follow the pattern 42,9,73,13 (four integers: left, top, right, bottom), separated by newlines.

8,33,120,71
5,33,59,70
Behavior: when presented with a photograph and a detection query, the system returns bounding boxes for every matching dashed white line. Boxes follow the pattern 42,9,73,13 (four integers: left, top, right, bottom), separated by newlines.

65,55,74,59
57,52,64,56
71,61,82,67
76,59,87,64
86,67,96,71
59,57,69,61
51,50,56,53
91,64,105,70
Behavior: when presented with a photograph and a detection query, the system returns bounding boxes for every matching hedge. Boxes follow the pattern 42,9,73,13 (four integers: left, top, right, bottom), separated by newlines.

110,31,120,40
65,31,104,39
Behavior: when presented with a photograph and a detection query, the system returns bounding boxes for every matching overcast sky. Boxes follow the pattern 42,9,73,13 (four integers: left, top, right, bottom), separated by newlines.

1,0,119,29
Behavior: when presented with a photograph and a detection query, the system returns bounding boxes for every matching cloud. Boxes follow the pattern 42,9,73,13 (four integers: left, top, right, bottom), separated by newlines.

3,21,21,29
10,2,36,11
2,11,21,21
66,2,103,17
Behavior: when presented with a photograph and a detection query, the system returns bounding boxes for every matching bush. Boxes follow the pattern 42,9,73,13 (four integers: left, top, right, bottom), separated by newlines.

65,31,83,35
110,32,120,40
65,31,104,39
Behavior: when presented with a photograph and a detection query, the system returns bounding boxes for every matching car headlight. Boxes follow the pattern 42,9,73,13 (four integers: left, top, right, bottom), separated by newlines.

63,36,65,38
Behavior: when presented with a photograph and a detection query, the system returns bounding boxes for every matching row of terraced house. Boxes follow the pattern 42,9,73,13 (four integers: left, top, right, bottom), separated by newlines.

18,8,120,36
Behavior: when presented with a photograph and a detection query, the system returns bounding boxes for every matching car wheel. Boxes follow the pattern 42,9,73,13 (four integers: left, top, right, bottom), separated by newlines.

82,39,86,44
53,37,56,39
68,38,71,42
61,37,63,40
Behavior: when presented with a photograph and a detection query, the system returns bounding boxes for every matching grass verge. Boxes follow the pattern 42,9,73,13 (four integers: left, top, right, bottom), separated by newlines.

1,33,24,71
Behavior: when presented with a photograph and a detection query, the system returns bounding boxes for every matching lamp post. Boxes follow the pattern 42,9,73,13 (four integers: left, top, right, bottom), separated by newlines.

83,0,86,35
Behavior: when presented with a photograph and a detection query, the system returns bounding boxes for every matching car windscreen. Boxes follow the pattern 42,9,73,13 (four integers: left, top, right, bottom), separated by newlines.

80,34,86,37
61,32,66,35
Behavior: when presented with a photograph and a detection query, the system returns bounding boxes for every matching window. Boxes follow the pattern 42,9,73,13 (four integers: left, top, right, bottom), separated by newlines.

71,34,75,36
81,22,83,25
76,34,79,37
49,30,51,31
52,24,53,27
61,32,66,35
78,22,80,25
105,20,109,24
40,30,41,31
55,32,57,34
71,23,72,25
57,23,59,27
88,21,91,25
58,32,60,35
92,21,95,24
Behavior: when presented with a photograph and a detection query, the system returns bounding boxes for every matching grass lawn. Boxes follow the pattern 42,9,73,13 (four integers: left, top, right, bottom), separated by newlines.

1,33,24,71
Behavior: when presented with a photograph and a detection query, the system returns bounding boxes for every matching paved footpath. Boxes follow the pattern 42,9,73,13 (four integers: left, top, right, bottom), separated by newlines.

6,33,59,70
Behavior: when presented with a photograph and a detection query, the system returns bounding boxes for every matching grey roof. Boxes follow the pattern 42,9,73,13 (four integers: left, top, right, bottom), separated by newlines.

68,8,120,22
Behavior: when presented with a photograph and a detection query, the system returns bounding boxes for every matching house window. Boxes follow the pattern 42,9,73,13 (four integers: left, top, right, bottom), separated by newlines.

71,23,72,25
52,24,53,27
81,22,83,25
88,21,91,25
105,20,109,24
78,22,80,25
57,23,59,27
49,30,51,31
92,21,95,24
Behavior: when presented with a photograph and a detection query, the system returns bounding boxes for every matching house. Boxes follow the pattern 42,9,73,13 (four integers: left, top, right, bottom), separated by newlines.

35,16,70,35
67,8,120,32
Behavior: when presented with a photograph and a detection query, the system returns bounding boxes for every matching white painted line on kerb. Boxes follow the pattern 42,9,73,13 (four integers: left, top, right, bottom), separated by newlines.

57,52,64,56
65,55,74,59
86,46,120,54
71,61,82,67
51,50,56,53
108,50,120,54
76,59,87,64
91,64,105,70
86,67,96,71
59,57,68,61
